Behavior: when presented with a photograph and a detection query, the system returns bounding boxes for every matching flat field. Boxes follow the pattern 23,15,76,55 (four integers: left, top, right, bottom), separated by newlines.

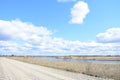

9,56,120,80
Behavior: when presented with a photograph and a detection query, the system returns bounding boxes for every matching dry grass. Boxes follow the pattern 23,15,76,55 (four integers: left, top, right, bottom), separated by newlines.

54,56,120,61
70,56,120,61
9,57,120,80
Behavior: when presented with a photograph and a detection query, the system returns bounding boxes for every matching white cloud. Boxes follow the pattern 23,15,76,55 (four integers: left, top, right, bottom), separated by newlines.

27,36,120,55
96,28,120,43
57,0,76,3
0,19,119,55
69,1,89,24
0,41,19,55
0,19,52,41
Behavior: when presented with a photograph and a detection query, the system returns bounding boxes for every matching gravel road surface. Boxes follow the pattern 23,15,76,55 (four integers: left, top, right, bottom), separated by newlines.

0,58,113,80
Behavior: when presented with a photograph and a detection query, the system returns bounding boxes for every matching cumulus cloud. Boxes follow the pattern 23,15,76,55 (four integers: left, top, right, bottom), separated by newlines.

96,28,120,43
28,36,120,55
0,19,119,55
0,41,19,55
57,0,76,2
69,1,89,24
0,19,52,41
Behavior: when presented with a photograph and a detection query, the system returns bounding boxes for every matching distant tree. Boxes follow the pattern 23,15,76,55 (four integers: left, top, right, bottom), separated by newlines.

11,54,14,57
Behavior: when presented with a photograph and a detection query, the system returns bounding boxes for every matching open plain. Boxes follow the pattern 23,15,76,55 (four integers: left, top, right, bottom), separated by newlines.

0,57,114,80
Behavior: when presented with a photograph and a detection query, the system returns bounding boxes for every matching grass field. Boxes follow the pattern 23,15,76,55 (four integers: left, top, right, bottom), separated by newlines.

9,56,120,80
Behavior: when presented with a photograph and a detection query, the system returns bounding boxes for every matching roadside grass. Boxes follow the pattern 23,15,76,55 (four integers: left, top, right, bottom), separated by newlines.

9,57,120,80
69,56,120,61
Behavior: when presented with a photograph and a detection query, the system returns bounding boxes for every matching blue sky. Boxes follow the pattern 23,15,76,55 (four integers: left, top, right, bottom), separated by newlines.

0,0,120,55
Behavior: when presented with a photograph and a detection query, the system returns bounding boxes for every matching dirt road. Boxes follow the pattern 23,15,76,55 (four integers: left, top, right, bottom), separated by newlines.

0,58,113,80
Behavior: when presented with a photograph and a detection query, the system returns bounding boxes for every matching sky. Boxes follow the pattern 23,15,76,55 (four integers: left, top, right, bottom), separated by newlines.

0,0,120,55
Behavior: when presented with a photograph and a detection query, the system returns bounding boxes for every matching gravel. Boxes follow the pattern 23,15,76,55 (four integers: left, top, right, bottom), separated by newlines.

0,58,113,80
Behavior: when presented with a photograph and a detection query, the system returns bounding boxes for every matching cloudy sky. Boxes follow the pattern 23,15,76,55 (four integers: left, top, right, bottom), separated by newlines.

0,0,120,55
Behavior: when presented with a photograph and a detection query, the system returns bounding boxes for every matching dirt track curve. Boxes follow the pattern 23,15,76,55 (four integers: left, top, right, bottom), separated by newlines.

0,58,113,80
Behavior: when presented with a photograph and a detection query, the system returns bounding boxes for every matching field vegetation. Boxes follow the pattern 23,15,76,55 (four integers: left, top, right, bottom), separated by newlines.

8,56,120,80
